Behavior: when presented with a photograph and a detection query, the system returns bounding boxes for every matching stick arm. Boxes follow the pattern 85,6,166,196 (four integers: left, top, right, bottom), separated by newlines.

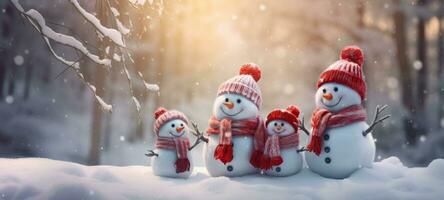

298,116,311,136
188,122,209,151
363,105,391,137
145,150,158,157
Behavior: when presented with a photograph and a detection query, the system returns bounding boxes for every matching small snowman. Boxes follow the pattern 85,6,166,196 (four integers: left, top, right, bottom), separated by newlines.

146,107,200,178
204,63,266,177
260,105,304,177
303,46,389,179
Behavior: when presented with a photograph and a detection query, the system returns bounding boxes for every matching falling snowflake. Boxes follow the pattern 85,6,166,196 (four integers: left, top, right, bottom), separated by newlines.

14,55,24,66
413,60,423,70
120,136,125,141
5,96,14,104
419,135,426,142
386,77,398,89
284,84,294,95
259,4,267,11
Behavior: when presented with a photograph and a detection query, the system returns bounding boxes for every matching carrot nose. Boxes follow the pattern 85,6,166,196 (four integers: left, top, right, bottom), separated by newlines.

323,93,333,101
176,127,184,133
223,102,234,109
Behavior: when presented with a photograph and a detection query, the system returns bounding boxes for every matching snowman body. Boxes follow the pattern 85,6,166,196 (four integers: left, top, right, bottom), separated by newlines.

305,121,374,179
305,83,375,179
265,148,303,176
204,135,256,177
263,119,303,177
204,93,260,177
151,119,193,178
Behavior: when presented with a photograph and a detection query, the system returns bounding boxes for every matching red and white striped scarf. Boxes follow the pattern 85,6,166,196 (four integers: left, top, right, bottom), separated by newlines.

307,105,367,156
155,137,191,173
260,133,299,170
207,116,266,166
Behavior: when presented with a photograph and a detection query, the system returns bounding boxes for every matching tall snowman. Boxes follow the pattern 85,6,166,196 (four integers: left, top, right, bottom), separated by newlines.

261,105,304,177
305,46,389,179
147,107,194,178
204,63,266,177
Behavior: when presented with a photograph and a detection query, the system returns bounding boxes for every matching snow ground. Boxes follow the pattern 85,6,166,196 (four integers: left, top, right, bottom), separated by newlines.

0,157,443,200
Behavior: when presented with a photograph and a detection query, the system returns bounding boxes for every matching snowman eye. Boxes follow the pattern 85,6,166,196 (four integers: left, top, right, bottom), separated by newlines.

322,88,327,93
281,123,284,126
333,87,338,92
236,99,242,104
171,124,175,128
180,123,184,127
225,98,229,102
274,122,278,126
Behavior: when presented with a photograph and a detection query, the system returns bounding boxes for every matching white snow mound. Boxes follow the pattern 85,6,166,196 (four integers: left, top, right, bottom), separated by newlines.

0,157,443,200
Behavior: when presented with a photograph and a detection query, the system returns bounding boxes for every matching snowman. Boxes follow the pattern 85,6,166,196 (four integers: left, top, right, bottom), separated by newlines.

204,63,266,177
260,105,304,177
145,107,201,178
303,46,390,179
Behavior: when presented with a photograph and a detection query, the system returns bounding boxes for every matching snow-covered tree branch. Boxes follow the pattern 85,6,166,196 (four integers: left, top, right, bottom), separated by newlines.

10,0,159,113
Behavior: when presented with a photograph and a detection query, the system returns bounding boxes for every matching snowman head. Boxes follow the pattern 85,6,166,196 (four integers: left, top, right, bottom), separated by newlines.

265,105,300,136
316,45,367,112
153,107,189,138
315,83,362,112
266,120,295,136
213,93,259,120
158,119,189,138
213,63,262,120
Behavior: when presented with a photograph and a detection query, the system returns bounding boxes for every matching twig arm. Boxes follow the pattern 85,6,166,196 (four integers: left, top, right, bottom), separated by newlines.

191,122,209,143
297,147,306,153
145,150,158,157
298,116,311,136
188,137,201,151
363,105,391,137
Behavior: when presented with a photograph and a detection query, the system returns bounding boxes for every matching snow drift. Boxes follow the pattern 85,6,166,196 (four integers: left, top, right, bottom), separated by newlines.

0,157,443,200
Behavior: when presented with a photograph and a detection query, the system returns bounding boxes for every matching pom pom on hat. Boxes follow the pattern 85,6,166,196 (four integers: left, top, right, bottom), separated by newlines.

340,46,364,67
240,63,261,82
286,105,300,118
217,63,263,109
317,45,367,100
154,107,167,119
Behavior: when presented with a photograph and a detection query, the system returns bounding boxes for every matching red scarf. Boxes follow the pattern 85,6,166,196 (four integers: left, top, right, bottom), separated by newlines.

207,116,266,166
307,105,367,156
156,137,190,173
260,133,299,170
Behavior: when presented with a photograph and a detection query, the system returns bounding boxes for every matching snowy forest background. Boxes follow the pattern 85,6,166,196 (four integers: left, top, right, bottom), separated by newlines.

0,0,443,167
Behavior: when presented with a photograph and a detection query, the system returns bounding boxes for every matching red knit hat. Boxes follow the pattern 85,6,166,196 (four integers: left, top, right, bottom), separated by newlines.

317,45,366,100
217,63,262,109
153,107,189,135
266,105,300,131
